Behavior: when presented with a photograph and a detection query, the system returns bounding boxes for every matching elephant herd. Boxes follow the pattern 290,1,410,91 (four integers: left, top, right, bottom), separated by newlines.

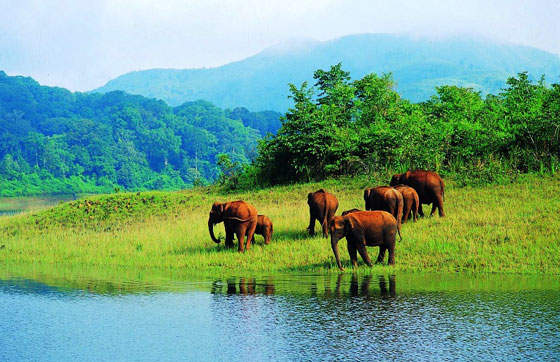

208,169,445,270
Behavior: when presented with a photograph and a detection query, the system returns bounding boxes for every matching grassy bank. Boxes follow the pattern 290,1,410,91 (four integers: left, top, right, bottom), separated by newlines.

1,174,559,274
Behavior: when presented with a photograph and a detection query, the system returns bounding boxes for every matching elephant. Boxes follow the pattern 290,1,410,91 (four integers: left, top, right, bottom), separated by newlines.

363,186,403,233
208,200,258,252
390,170,445,217
329,211,399,271
392,184,419,222
307,189,339,237
251,215,273,245
341,208,361,216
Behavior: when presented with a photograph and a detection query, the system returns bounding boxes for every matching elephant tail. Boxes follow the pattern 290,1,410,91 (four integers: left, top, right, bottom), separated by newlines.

223,216,255,222
440,179,445,202
397,225,402,242
321,194,329,228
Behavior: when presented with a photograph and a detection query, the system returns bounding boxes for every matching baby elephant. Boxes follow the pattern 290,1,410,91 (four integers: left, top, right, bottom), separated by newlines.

329,211,399,271
251,215,273,245
392,184,419,222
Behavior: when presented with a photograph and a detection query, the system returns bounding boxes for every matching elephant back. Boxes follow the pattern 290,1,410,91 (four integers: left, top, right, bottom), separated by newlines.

308,189,338,219
403,170,444,203
225,200,258,221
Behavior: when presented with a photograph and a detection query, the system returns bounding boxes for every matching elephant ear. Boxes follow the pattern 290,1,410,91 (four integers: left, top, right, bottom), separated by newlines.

344,216,355,234
211,202,220,214
211,202,226,218
307,192,313,204
363,189,370,200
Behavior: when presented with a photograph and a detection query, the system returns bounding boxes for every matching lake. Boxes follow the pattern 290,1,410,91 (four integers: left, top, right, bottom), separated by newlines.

0,268,558,362
0,196,77,216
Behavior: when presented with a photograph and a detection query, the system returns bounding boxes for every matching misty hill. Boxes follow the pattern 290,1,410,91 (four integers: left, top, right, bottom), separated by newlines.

0,71,280,196
93,33,560,111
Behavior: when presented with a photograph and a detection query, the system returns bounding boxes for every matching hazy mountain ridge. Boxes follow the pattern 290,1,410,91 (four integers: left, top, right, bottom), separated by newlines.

93,34,560,111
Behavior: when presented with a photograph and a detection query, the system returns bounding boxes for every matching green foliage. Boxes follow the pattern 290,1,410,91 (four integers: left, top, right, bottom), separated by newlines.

252,66,560,186
0,72,269,196
225,107,282,137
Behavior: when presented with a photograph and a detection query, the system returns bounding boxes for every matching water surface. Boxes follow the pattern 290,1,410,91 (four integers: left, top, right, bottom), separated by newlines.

0,196,76,216
0,270,558,362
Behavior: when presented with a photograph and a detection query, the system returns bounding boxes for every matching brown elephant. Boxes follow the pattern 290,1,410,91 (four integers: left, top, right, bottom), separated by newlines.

251,215,273,245
363,186,403,233
392,184,419,222
390,170,445,217
208,200,257,252
341,208,361,216
307,189,339,237
329,211,398,271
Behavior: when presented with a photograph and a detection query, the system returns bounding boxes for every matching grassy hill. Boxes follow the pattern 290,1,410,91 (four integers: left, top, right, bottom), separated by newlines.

1,174,558,274
93,34,560,111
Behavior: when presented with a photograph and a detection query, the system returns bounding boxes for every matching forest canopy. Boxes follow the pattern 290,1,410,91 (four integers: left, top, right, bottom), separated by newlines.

1,65,559,196
0,71,281,196
246,64,560,187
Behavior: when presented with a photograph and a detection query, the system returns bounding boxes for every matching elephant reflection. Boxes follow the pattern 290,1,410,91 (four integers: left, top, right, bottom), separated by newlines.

211,277,275,296
324,274,396,298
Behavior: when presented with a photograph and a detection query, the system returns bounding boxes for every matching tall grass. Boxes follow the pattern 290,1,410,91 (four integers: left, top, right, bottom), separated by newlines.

1,174,559,274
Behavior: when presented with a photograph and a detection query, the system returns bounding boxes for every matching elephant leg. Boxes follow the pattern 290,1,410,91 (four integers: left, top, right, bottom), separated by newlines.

265,228,271,245
418,204,425,217
307,213,315,236
347,239,358,268
225,223,234,248
355,242,373,267
436,194,445,217
413,202,419,222
236,224,247,252
403,204,411,223
244,221,257,251
387,243,395,265
430,203,437,217
376,246,386,264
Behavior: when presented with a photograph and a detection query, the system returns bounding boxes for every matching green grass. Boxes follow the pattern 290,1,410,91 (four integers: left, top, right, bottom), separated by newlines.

1,174,559,274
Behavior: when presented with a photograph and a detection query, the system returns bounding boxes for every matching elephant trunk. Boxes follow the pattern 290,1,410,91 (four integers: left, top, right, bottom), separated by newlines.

208,218,220,244
331,236,344,271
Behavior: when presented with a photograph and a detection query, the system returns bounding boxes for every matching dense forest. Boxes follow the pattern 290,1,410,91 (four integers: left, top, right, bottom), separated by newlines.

224,64,559,188
0,71,281,196
2,64,559,196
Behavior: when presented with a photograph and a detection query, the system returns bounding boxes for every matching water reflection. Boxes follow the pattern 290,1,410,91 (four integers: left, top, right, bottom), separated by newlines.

1,272,559,362
211,277,275,296
208,274,396,299
322,274,396,299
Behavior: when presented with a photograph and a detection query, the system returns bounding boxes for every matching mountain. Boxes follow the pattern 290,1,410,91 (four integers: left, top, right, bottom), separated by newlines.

0,71,280,196
93,33,560,111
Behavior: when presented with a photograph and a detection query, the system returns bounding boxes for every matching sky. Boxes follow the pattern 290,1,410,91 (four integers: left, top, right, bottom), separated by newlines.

1,0,559,91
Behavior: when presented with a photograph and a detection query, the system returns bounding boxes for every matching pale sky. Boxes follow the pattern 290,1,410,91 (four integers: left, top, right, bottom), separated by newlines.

1,0,559,91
